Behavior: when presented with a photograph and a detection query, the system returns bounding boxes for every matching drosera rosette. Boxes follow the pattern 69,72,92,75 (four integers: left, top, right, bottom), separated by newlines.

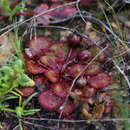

23,34,116,120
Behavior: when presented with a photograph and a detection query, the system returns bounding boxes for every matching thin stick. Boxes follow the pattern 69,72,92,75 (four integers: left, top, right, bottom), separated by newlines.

9,112,130,123
23,121,55,130
23,117,130,123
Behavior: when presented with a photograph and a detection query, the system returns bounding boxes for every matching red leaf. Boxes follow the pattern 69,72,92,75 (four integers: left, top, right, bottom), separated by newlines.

77,50,92,62
88,73,111,89
50,42,68,58
29,36,52,56
65,64,85,78
49,3,77,19
39,52,58,69
39,90,64,110
44,69,59,83
52,82,69,98
34,3,77,25
57,100,74,116
24,56,45,74
85,62,101,75
20,87,35,97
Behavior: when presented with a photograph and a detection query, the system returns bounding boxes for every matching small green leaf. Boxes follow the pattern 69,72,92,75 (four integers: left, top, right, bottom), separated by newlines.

15,106,23,117
19,74,35,87
23,109,40,116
